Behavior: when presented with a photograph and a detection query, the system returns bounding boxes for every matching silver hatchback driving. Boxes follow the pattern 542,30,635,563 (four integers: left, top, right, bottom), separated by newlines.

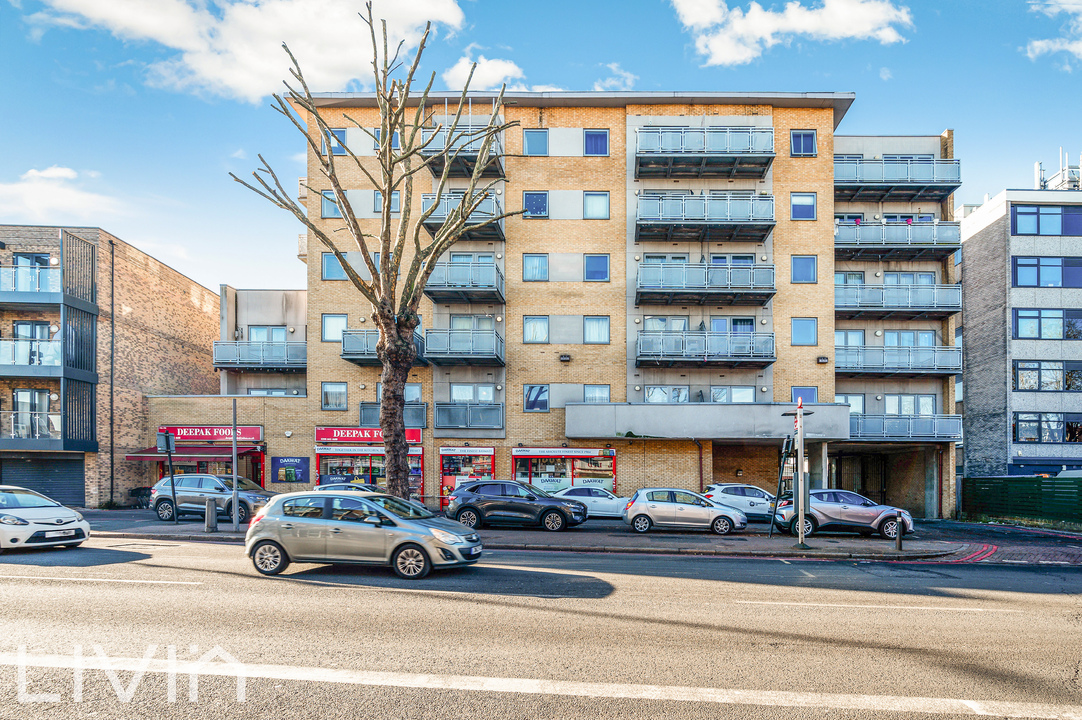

622,487,747,535
245,491,482,579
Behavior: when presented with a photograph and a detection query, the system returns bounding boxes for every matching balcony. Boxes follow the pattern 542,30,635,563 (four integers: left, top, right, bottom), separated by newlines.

848,414,962,441
635,264,775,306
636,331,776,368
213,342,307,371
636,194,775,243
834,158,961,203
434,402,504,430
834,346,962,377
0,410,97,453
0,231,98,313
421,194,504,242
339,329,426,367
424,329,505,366
359,402,428,429
635,127,775,179
420,127,504,178
834,221,961,261
835,284,961,319
423,261,505,304
0,339,62,378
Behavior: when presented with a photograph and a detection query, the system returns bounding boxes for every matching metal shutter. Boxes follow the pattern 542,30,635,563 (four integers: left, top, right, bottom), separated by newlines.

1,458,86,507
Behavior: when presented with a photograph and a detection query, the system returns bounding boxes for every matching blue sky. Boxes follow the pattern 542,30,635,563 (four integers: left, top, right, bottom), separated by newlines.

2,0,1081,291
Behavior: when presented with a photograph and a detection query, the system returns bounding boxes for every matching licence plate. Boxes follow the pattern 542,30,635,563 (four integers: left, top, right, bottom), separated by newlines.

44,530,75,538
468,545,482,555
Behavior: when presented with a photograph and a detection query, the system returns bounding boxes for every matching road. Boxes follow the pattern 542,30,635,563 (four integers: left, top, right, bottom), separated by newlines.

0,539,1079,719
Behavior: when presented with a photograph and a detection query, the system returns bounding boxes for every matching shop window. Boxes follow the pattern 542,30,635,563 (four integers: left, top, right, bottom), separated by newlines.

523,191,549,218
584,129,609,156
584,384,610,403
523,129,548,156
524,385,549,412
584,254,610,281
321,382,347,411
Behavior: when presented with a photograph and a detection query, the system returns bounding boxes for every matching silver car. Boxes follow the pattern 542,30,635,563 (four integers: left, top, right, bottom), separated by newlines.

773,489,914,539
151,474,275,523
245,491,482,579
622,487,747,535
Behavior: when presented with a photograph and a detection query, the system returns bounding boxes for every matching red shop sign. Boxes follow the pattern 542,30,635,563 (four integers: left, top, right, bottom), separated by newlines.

159,425,264,443
315,427,422,444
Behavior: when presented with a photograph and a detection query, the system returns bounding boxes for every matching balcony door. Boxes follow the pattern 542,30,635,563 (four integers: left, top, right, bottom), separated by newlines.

642,254,688,289
450,315,494,331
835,394,864,414
834,330,865,367
248,326,287,342
13,321,51,366
12,388,51,439
13,254,50,292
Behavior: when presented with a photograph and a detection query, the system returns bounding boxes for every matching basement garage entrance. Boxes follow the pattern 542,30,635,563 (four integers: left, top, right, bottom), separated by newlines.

0,456,86,506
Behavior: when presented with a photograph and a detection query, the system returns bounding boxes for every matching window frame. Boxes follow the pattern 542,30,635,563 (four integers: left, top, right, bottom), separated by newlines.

583,129,609,157
374,190,400,213
583,384,610,403
523,316,550,344
644,385,689,403
583,316,610,344
791,386,819,404
790,192,817,221
790,130,817,157
522,253,549,282
523,191,549,219
1013,308,1082,339
791,255,818,284
523,384,550,413
321,190,342,219
321,129,346,156
321,253,348,281
791,317,819,346
321,314,348,342
321,381,348,411
523,129,549,157
583,192,610,220
583,254,611,282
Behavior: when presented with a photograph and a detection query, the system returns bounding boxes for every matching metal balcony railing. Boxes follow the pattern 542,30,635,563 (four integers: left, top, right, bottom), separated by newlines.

340,329,425,364
423,194,501,222
835,284,962,311
849,414,962,440
637,264,775,292
0,340,61,367
213,341,307,367
359,402,428,429
0,266,61,293
426,262,505,295
835,222,961,247
421,126,503,155
834,158,961,184
637,194,775,223
434,402,504,429
636,127,775,154
424,329,505,365
3,411,62,440
835,346,962,373
636,331,775,363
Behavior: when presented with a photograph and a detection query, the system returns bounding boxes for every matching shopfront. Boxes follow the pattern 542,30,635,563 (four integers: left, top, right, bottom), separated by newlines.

126,425,267,486
438,447,495,509
511,447,617,494
314,427,424,498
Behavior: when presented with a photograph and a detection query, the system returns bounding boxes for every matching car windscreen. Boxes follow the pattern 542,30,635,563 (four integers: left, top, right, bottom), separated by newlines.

0,488,59,509
366,495,435,519
521,483,554,499
216,476,265,492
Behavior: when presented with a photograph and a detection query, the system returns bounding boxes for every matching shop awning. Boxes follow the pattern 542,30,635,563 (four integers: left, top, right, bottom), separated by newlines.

125,445,261,461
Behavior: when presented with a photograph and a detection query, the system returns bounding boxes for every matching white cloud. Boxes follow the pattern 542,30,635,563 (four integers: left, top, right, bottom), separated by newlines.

230,148,247,160
0,166,125,222
593,62,637,92
879,66,892,80
1027,0,1082,64
25,0,466,102
671,0,913,66
442,47,564,92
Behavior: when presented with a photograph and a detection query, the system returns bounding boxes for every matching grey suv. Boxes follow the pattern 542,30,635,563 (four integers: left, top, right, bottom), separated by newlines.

773,489,914,539
445,481,587,531
150,474,275,523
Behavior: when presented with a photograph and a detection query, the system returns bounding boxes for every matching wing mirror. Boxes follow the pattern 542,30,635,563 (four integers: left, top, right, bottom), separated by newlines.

526,495,536,501
363,516,382,526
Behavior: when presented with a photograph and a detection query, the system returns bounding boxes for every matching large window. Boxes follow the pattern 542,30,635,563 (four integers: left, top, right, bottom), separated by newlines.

523,316,549,343
523,129,549,156
321,253,348,280
791,193,816,221
321,314,347,342
791,255,817,283
791,387,818,404
523,254,549,281
1014,309,1082,339
248,326,286,342
373,129,400,149
584,384,610,403
583,316,610,344
645,385,689,403
322,129,346,155
1013,257,1082,287
583,192,610,220
791,318,818,346
583,129,609,156
885,394,935,415
835,394,865,414
790,130,817,157
375,382,423,403
450,383,496,403
321,191,341,218
1014,412,1082,443
523,191,549,218
1014,361,1082,391
1011,205,1082,236
321,382,347,411
711,386,755,403
524,385,549,412
584,254,610,281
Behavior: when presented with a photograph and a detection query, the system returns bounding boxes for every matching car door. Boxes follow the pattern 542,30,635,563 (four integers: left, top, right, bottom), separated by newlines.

174,476,205,512
742,486,774,519
834,491,882,526
811,491,845,527
469,483,506,518
324,496,388,562
201,477,229,514
590,488,622,516
644,490,676,525
717,487,751,515
673,491,712,527
276,496,330,561
501,483,538,521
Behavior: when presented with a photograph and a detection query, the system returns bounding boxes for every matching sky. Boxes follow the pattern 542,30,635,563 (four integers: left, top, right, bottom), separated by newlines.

2,0,1082,291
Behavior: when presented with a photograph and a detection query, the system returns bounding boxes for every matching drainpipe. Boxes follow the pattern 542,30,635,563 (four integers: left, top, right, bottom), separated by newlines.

109,239,115,504
691,438,703,493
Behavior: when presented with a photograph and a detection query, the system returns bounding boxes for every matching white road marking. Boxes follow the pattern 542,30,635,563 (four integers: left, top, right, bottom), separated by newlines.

0,652,1077,718
733,600,1018,613
779,560,792,564
798,569,816,578
0,575,200,586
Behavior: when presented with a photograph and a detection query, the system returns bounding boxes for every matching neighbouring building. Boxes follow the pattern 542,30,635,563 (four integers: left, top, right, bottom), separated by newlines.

0,225,219,507
961,157,1082,477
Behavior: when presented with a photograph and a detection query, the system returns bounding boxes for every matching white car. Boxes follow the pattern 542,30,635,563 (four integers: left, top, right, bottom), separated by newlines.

703,483,776,522
0,485,90,552
552,487,628,518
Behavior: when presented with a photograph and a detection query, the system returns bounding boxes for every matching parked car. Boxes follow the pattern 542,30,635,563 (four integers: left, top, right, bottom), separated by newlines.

622,488,746,535
703,483,776,522
151,474,276,523
552,486,628,518
245,490,482,579
0,485,91,552
315,482,384,493
445,480,587,531
772,489,914,539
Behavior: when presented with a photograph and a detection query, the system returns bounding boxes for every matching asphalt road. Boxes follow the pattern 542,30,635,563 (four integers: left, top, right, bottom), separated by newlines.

0,539,1079,719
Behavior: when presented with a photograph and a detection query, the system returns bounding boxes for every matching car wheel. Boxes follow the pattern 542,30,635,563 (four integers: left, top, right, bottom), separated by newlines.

541,510,566,532
155,500,175,521
711,516,733,535
392,544,431,579
251,541,289,576
456,508,481,529
791,516,817,538
631,515,652,533
226,503,250,524
879,517,903,540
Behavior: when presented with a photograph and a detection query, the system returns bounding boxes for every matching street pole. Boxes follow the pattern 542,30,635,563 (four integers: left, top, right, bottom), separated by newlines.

157,430,178,525
795,399,808,549
231,398,239,532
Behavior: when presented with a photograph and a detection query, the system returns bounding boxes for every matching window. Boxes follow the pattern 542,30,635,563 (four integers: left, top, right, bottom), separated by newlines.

790,130,817,157
835,213,864,224
322,129,346,155
791,318,818,346
523,129,548,156
373,129,400,149
523,191,548,218
583,192,610,220
1014,257,1082,287
1010,205,1082,236
247,388,287,396
321,314,347,342
885,394,936,415
791,193,816,221
583,129,609,156
1013,412,1082,443
711,386,755,403
791,256,817,283
644,315,689,332
375,382,423,403
834,394,865,414
885,272,935,285
321,191,342,218
450,383,496,403
523,316,549,343
791,387,818,404
523,254,549,281
835,271,864,285
1014,309,1082,339
330,497,380,522
374,191,400,213
583,316,610,344
283,497,325,518
584,254,610,281
321,382,347,411
1014,361,1082,391
248,326,287,343
584,384,610,403
884,331,935,347
524,385,549,412
321,253,347,280
645,386,689,403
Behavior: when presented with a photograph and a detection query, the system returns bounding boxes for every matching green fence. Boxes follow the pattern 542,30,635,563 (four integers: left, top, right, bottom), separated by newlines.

962,476,1081,523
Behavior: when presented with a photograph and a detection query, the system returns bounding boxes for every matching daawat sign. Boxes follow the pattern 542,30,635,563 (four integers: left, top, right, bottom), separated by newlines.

158,426,264,443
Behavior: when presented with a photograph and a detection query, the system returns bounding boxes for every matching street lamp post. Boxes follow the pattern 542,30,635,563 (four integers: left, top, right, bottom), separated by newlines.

782,400,813,549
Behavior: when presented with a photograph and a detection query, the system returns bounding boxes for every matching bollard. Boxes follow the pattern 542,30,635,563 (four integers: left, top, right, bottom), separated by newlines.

895,512,903,551
205,499,218,533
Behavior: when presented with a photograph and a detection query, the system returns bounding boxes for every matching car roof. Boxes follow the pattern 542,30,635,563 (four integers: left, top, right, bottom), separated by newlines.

271,489,385,500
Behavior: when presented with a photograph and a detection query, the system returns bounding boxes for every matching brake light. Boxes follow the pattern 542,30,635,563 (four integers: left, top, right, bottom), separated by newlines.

250,507,268,525
447,494,460,502
778,500,792,508
705,494,714,499
625,499,634,511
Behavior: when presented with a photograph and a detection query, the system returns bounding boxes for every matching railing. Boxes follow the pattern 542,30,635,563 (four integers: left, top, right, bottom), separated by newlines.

422,194,502,224
424,329,504,362
834,158,961,184
213,341,307,366
637,194,775,223
3,411,62,440
426,262,505,294
637,127,774,154
0,340,61,367
637,332,775,361
0,266,61,293
835,346,962,373
420,127,503,157
359,403,428,429
835,284,962,310
340,330,424,358
849,414,962,440
835,222,961,246
638,264,775,291
434,402,504,429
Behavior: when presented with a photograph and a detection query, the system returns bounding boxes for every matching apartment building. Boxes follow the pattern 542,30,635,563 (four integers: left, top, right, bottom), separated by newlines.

961,160,1082,477
0,225,219,507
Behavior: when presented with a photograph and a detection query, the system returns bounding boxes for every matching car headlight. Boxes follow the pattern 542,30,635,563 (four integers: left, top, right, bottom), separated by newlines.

0,514,29,526
74,511,84,522
431,528,465,545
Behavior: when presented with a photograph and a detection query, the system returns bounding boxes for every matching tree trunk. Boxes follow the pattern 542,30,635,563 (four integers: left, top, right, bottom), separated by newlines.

376,305,419,500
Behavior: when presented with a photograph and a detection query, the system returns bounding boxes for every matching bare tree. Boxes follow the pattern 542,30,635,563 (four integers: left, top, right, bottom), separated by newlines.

231,3,519,499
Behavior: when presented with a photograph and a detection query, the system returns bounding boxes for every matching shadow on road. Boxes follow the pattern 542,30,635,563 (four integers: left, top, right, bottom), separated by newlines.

0,546,151,567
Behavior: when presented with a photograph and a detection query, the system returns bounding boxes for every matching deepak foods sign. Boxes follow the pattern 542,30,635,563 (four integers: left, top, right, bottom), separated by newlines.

158,426,264,443
315,427,422,443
